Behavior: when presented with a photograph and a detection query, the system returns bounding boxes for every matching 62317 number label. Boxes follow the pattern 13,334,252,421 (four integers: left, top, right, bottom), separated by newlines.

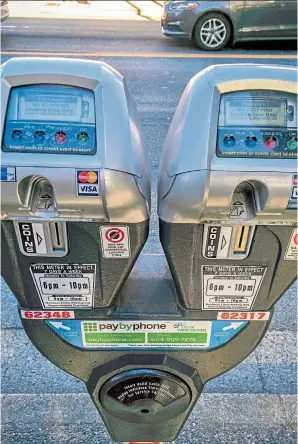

217,311,270,321
21,310,75,319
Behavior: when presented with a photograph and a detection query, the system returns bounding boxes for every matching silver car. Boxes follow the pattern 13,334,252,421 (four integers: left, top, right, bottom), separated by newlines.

162,0,298,50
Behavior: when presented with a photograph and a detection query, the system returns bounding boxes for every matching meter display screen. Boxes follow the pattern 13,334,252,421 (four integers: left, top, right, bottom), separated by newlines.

19,92,81,122
225,98,286,127
3,85,97,155
217,91,297,159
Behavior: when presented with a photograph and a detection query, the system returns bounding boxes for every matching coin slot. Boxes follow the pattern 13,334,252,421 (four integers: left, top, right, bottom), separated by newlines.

234,226,250,254
49,222,67,252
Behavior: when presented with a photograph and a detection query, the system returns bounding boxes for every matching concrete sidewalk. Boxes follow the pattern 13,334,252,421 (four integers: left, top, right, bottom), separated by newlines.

8,0,163,20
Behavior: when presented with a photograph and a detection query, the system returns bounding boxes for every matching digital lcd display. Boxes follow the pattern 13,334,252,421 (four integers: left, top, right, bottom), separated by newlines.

19,93,82,122
225,98,286,127
217,91,297,159
2,85,97,155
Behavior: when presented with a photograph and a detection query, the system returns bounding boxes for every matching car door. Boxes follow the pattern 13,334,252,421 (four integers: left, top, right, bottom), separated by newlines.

237,0,289,39
273,0,297,37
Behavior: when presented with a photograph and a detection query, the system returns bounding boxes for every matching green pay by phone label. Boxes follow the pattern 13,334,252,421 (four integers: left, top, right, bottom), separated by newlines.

82,320,212,348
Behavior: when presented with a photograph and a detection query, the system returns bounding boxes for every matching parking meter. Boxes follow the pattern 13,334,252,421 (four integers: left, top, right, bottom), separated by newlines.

1,57,150,311
157,63,297,434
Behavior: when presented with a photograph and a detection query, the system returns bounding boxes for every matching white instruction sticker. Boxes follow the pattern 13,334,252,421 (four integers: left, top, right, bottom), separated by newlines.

285,228,298,260
100,226,131,258
30,264,96,308
202,265,266,311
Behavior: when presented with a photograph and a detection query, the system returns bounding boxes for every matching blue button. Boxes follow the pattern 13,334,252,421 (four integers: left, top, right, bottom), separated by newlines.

34,131,46,143
245,136,257,148
223,135,235,148
12,129,23,140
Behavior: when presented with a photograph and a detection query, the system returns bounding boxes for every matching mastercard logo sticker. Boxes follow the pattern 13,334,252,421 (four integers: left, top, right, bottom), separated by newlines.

76,170,100,196
77,171,98,184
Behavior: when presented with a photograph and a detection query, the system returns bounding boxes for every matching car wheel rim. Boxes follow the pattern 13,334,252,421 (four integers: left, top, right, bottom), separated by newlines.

200,18,227,48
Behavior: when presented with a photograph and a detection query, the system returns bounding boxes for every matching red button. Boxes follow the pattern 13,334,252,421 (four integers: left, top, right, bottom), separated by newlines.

55,131,67,145
264,137,277,150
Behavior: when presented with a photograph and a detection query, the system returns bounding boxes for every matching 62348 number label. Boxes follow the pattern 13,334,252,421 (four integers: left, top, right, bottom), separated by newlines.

217,311,270,321
21,310,75,319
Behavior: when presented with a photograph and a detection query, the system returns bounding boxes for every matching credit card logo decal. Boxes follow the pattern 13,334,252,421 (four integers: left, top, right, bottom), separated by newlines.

1,166,16,182
76,170,99,196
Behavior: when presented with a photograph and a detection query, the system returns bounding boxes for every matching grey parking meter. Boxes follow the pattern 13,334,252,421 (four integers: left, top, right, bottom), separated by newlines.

157,63,297,435
1,57,150,311
0,57,158,441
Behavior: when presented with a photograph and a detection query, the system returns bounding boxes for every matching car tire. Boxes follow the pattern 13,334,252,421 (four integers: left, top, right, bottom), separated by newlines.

193,13,231,51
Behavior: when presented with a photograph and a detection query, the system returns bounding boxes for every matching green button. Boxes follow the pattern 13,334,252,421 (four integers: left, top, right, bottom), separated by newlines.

77,132,89,145
287,137,297,150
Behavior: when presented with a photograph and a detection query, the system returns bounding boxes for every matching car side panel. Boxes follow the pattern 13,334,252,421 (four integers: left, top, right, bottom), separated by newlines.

237,0,297,39
274,0,297,37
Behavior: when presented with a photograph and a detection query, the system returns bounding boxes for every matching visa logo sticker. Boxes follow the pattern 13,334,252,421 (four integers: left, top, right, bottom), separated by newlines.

1,166,16,182
76,170,99,196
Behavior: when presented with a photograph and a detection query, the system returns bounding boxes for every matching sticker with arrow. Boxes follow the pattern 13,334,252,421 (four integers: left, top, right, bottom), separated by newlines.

49,321,71,331
204,226,233,259
17,222,47,255
222,322,244,331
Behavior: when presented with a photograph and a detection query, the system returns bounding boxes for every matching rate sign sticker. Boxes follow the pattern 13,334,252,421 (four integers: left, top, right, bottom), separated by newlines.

202,265,267,311
30,264,96,308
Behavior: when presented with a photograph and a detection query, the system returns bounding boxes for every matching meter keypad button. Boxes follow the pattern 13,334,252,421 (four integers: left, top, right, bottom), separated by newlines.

12,129,23,140
245,136,257,148
264,136,278,150
34,130,46,143
77,132,89,145
223,135,235,147
287,136,297,150
55,131,67,145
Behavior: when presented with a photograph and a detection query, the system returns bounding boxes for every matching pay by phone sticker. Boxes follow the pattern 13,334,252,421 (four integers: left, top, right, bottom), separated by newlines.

202,265,267,311
285,228,298,260
45,319,247,350
100,226,131,259
30,264,96,309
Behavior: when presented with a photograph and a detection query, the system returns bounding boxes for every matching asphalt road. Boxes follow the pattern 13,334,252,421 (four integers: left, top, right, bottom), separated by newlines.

1,17,297,444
